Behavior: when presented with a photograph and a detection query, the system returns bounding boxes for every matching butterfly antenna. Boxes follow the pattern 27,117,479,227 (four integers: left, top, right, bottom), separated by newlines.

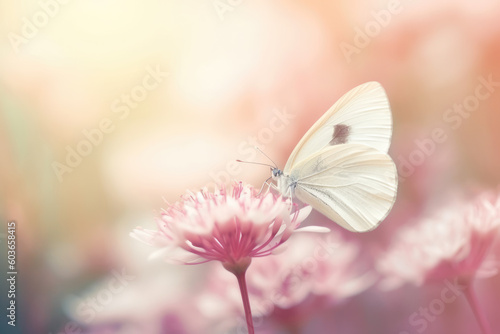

254,146,278,168
236,160,275,168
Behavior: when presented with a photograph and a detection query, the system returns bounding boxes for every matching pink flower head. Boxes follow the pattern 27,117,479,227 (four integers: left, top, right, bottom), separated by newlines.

131,182,324,270
378,190,500,289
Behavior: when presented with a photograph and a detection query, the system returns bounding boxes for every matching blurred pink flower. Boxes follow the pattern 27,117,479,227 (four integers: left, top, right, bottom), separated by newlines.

198,232,374,331
249,232,374,308
378,190,500,289
130,182,324,269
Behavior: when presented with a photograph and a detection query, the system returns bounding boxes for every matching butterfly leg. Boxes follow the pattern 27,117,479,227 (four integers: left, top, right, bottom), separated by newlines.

257,176,273,196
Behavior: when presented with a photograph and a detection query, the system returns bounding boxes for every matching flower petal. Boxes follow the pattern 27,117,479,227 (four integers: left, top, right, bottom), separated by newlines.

295,226,331,233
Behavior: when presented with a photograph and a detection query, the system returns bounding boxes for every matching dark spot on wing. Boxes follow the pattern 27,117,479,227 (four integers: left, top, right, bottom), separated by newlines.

329,124,350,145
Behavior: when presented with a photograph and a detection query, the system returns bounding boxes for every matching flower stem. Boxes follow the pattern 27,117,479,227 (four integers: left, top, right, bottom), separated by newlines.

464,281,492,334
234,269,255,334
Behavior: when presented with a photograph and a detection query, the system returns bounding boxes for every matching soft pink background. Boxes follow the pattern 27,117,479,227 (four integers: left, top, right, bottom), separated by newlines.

1,0,500,333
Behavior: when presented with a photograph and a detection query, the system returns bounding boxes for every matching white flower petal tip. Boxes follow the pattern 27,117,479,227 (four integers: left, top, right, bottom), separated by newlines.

148,247,172,261
129,229,153,245
294,206,313,222
295,226,331,233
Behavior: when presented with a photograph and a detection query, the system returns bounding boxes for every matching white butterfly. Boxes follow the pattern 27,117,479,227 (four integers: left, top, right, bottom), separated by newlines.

271,82,398,232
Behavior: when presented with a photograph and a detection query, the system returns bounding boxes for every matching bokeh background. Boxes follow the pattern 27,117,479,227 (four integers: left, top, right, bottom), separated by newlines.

1,0,500,333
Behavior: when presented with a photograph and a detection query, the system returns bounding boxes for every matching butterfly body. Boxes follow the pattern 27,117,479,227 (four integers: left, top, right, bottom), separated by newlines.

272,168,296,198
271,82,398,232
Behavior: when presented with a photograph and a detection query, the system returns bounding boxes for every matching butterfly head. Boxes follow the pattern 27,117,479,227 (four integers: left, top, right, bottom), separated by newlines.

271,167,283,180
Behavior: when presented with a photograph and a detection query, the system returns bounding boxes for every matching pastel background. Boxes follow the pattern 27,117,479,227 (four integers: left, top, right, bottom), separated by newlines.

1,0,500,333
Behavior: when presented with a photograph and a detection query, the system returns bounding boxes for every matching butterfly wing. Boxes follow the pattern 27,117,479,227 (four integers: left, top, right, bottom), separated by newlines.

284,82,392,174
289,143,398,232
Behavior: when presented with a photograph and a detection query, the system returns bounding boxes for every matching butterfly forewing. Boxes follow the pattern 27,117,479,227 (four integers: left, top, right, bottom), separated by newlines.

284,82,392,174
289,143,398,232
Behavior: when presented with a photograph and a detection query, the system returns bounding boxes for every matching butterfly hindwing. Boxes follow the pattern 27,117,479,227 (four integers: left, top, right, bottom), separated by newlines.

289,143,398,232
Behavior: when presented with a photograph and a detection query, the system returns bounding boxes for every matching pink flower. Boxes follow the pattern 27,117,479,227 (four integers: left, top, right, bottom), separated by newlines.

378,190,500,289
131,182,329,334
130,182,325,269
